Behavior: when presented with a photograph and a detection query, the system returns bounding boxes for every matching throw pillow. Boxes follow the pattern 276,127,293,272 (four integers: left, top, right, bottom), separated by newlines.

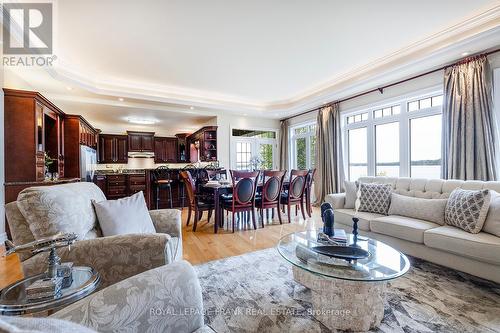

93,191,156,237
16,182,106,240
357,182,392,215
344,181,357,209
445,188,491,234
483,190,500,237
388,193,448,225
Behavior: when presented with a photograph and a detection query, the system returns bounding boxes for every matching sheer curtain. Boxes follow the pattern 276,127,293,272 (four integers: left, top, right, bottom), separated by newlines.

441,55,498,181
278,120,289,171
314,103,345,204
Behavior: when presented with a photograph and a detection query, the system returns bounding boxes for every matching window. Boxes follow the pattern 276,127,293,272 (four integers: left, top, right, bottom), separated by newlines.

290,123,316,170
231,128,277,170
375,122,399,176
410,115,442,178
344,91,443,180
348,127,367,180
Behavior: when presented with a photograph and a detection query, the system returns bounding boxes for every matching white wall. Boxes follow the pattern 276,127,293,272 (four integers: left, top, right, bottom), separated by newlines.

215,113,280,169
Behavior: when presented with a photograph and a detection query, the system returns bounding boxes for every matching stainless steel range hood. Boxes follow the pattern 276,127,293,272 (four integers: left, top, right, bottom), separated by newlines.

128,152,155,158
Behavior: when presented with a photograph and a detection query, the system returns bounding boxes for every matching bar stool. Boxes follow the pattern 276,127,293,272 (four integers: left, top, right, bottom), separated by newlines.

153,166,173,209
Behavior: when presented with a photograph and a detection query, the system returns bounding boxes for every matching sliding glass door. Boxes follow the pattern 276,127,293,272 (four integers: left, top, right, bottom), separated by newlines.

231,129,277,170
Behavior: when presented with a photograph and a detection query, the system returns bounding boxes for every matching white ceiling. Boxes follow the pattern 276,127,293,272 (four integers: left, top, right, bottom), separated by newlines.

4,0,500,124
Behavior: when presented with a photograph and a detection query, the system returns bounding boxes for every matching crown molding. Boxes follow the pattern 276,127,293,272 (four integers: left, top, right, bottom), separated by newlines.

43,3,500,118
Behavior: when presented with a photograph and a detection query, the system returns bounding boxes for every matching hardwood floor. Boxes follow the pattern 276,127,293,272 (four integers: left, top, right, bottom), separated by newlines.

0,207,322,289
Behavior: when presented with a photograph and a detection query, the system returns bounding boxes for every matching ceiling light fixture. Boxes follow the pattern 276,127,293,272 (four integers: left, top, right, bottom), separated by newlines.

127,118,157,125
66,86,73,91
461,52,470,56
190,106,195,110
118,97,124,102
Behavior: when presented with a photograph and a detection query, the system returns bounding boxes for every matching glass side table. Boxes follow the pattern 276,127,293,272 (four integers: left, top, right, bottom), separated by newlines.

0,266,100,316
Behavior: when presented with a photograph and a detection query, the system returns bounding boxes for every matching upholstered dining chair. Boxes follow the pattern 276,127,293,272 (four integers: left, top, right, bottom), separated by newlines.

280,169,309,222
222,170,260,232
304,168,316,217
152,165,173,209
255,170,286,227
206,169,227,181
179,170,214,231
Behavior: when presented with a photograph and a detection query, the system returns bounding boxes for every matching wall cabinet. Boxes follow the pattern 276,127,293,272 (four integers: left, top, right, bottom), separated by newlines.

64,115,98,178
98,134,128,163
187,126,218,162
154,137,178,163
127,131,155,152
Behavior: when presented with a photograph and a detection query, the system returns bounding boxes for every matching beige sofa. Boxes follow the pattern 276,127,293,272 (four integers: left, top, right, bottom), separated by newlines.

326,176,500,283
5,182,183,288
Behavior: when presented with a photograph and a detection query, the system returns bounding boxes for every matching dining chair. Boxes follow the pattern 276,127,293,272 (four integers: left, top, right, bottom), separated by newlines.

222,170,260,232
179,170,214,232
152,166,173,209
255,170,286,226
206,169,227,181
304,168,316,217
280,169,309,222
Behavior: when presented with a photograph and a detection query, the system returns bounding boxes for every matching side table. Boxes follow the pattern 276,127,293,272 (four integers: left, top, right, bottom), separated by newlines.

0,266,100,316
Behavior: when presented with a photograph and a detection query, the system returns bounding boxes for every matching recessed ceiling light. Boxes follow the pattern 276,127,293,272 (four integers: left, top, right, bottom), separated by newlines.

243,113,248,116
461,52,470,56
118,97,124,102
190,106,195,110
127,118,157,125
66,86,73,91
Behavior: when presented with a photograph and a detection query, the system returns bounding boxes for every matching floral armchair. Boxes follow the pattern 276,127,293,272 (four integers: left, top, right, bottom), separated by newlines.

5,182,183,288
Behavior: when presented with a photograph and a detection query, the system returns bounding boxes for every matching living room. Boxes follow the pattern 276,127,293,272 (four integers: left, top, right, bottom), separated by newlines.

0,1,500,332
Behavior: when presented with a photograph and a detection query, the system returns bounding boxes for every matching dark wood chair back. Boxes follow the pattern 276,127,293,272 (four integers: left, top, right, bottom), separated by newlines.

262,170,286,204
179,170,196,206
307,169,316,188
206,169,227,181
152,165,170,182
229,170,260,206
288,169,309,200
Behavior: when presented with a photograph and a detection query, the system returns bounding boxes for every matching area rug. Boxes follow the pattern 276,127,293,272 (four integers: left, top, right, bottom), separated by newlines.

194,248,500,333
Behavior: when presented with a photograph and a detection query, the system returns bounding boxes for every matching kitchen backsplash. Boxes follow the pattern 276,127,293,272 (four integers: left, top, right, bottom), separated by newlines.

94,158,216,171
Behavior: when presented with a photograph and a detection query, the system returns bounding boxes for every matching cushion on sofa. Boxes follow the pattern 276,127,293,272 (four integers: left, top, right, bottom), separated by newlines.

17,182,106,240
344,181,357,209
483,190,500,237
333,209,383,231
357,182,392,215
93,191,156,237
370,215,441,243
445,188,491,234
388,193,447,225
424,226,500,265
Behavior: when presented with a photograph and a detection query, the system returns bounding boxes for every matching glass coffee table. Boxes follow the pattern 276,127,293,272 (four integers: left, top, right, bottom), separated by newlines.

278,229,410,331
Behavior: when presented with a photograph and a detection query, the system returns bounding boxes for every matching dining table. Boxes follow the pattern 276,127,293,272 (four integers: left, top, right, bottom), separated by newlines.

199,179,290,233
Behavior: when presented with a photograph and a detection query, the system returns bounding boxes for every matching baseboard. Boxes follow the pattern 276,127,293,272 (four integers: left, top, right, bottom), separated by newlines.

0,232,7,243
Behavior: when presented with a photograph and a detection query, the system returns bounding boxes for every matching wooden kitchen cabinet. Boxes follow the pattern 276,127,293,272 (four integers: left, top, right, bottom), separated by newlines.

98,134,128,163
154,137,178,163
64,115,98,178
127,131,155,152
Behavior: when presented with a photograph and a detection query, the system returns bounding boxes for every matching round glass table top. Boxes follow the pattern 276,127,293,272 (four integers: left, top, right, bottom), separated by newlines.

0,266,100,315
277,229,410,282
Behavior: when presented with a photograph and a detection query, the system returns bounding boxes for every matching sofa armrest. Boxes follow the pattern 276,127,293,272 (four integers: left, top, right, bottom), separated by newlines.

325,193,346,209
150,209,182,238
51,260,204,333
22,234,171,288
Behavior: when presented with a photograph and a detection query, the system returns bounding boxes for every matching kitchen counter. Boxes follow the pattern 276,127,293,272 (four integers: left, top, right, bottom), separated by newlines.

5,178,81,186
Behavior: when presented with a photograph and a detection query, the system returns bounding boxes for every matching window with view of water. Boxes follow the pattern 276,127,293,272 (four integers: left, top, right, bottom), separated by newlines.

376,122,400,177
343,92,443,180
410,115,442,178
348,127,367,181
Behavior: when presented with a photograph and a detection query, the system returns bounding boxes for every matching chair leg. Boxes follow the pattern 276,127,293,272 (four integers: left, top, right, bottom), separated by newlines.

193,207,199,232
156,186,160,210
277,204,283,224
186,206,192,226
261,209,265,228
300,200,307,220
306,193,312,218
232,210,235,233
251,209,257,230
295,205,298,216
288,203,291,223
208,209,213,223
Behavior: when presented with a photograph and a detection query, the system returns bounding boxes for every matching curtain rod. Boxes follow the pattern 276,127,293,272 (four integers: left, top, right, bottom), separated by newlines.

281,47,500,121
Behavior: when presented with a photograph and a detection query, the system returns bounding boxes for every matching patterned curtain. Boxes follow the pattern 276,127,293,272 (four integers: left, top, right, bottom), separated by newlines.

441,56,498,181
278,120,289,170
314,103,345,204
